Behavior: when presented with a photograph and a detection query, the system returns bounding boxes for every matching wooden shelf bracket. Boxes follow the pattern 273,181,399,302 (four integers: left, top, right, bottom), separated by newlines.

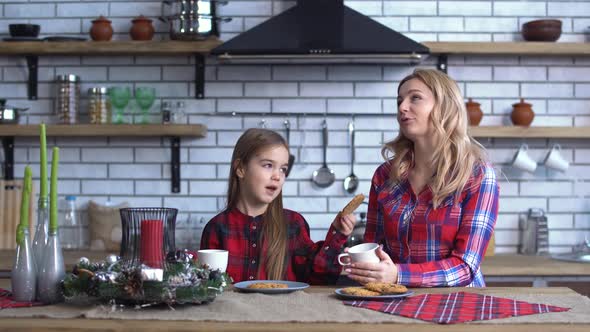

170,136,181,193
437,54,448,73
1,137,14,180
195,54,205,99
25,55,38,100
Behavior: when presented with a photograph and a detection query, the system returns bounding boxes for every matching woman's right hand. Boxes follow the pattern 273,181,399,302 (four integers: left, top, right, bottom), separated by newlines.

344,247,399,284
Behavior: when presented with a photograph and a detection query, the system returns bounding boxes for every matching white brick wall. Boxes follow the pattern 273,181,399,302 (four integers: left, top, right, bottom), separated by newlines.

1,1,589,252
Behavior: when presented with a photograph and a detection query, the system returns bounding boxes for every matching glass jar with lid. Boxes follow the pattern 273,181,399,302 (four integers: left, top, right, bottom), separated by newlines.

88,87,111,124
55,74,80,124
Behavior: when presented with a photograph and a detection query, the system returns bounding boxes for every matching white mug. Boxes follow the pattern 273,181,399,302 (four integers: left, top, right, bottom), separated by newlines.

512,144,537,173
544,144,569,172
197,249,228,272
338,243,380,266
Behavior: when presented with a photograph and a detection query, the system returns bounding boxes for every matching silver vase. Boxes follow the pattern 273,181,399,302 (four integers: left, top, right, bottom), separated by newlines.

36,230,64,304
11,228,37,302
32,197,49,270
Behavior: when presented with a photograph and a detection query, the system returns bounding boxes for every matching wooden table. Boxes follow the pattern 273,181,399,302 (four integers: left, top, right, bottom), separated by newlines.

0,282,587,332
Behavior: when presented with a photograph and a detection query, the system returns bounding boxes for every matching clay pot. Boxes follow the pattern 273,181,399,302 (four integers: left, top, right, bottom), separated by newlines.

130,15,155,41
465,98,483,126
511,98,534,127
522,19,562,42
90,16,113,41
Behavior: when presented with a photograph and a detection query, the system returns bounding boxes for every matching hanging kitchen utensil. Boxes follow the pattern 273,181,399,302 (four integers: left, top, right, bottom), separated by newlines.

284,119,295,177
343,120,359,193
311,120,335,188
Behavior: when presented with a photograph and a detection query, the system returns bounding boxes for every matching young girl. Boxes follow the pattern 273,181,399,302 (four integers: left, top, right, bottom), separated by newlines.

200,128,356,284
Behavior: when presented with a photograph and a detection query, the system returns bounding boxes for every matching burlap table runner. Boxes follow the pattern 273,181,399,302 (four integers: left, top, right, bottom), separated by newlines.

1,290,589,324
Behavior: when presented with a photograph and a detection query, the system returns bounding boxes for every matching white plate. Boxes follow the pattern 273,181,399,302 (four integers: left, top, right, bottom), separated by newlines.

233,280,309,294
334,288,414,300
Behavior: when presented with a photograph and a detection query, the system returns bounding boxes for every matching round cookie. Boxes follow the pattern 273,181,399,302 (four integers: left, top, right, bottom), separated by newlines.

247,282,289,289
340,287,380,297
364,282,408,294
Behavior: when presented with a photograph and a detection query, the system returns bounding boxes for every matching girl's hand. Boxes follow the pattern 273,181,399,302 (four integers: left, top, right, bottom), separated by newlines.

332,213,356,236
345,247,398,284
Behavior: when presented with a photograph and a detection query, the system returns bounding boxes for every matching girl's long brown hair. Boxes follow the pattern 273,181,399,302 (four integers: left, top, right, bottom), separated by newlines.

382,69,487,208
226,128,289,280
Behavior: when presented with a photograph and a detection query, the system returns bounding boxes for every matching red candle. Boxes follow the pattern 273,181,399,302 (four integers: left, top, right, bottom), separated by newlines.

140,219,164,268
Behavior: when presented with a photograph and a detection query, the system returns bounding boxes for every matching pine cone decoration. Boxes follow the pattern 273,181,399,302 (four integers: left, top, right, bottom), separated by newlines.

122,268,144,298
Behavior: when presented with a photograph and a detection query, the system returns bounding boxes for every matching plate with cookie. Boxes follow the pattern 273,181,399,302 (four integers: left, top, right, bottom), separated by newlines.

335,282,413,300
233,280,310,294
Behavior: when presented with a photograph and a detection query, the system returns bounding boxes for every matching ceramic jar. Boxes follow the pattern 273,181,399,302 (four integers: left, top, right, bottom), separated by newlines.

465,98,483,126
130,15,155,41
511,98,534,126
90,16,113,41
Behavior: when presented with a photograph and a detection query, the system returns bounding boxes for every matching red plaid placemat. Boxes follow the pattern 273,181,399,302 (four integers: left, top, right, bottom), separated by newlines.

0,288,42,309
344,291,570,324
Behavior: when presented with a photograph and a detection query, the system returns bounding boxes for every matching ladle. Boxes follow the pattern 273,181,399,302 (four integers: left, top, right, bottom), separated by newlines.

284,119,295,177
343,120,359,193
311,120,335,188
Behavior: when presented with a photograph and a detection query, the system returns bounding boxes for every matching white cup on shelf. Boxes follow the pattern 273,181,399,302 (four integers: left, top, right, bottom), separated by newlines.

544,144,569,172
512,144,537,173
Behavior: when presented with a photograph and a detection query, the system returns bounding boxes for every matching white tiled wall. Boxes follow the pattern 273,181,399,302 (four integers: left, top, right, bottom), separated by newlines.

1,1,589,253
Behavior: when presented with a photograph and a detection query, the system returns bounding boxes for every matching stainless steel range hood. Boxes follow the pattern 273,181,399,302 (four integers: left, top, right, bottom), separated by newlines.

211,0,429,64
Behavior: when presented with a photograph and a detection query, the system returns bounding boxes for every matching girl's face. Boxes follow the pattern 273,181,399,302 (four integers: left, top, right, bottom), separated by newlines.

237,145,290,208
397,78,436,141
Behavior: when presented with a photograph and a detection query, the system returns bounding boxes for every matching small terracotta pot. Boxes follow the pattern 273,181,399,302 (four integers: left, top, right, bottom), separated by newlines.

90,15,113,41
130,15,155,41
466,98,483,126
511,98,534,126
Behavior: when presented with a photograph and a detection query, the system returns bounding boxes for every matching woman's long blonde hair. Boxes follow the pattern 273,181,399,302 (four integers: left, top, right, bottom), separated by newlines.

382,68,487,208
226,128,289,280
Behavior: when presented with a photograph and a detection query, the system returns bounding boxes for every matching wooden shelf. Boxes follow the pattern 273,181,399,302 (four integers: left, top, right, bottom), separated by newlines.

424,41,590,56
3,125,582,139
0,40,587,56
0,39,221,100
469,126,590,138
0,124,207,137
0,124,207,193
0,39,222,55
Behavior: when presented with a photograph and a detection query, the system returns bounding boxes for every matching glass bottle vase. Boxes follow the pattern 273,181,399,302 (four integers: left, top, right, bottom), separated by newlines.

36,230,65,304
32,197,49,270
11,228,37,302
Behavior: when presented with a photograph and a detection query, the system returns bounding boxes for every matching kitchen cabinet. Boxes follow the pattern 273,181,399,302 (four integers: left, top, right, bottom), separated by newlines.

0,124,207,193
482,255,590,296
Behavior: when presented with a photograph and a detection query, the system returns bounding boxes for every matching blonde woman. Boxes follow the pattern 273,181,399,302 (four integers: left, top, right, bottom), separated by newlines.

345,69,499,287
200,128,356,283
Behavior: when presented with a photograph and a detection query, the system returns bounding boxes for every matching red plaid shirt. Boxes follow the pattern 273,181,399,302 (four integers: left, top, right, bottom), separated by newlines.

365,162,499,288
200,208,348,284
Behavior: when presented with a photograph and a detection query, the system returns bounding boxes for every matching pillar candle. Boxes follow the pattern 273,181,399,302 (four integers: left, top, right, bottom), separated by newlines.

140,219,164,268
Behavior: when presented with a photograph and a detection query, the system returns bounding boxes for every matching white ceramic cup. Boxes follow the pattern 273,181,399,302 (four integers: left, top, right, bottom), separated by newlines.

512,144,537,173
337,243,380,266
197,249,228,272
544,144,569,172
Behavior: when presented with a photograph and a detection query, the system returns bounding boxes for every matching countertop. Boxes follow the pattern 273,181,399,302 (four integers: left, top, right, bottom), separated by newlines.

1,250,589,277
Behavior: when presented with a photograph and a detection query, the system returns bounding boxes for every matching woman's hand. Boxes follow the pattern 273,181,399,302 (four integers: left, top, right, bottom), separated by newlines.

345,247,399,284
332,213,356,236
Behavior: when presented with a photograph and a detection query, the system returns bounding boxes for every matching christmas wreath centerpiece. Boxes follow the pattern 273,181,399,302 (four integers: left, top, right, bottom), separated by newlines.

62,251,230,306
62,208,230,306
